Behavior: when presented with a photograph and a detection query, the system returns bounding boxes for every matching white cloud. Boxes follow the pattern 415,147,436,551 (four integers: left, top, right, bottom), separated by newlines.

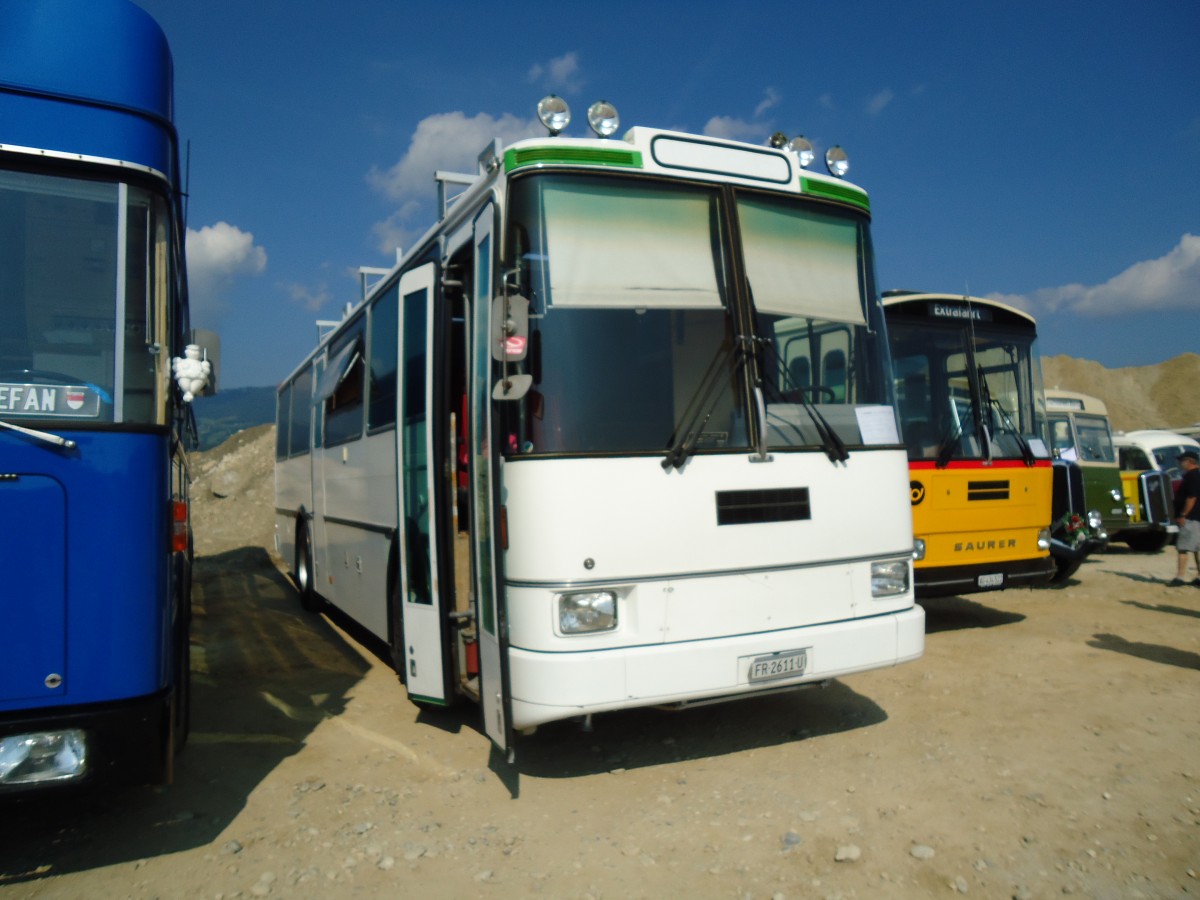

282,281,332,313
371,200,422,258
527,51,583,94
367,112,540,253
702,115,763,142
186,222,267,324
988,234,1200,316
865,88,894,117
755,87,782,118
368,111,540,202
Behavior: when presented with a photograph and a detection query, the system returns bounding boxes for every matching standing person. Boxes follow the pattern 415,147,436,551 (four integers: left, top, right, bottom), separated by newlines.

1169,449,1200,586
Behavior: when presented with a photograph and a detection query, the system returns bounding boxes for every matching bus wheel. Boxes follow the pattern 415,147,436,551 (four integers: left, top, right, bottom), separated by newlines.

1051,556,1083,583
173,625,192,753
296,522,322,612
1124,533,1168,554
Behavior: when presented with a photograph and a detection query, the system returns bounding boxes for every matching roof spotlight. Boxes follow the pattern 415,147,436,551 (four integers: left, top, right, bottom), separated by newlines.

768,131,788,149
787,135,815,169
537,95,571,136
587,100,619,138
825,145,850,177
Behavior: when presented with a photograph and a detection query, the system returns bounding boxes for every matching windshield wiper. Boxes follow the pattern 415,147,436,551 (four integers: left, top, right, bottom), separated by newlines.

0,419,77,450
987,394,1036,466
756,339,848,464
663,338,747,471
934,421,961,468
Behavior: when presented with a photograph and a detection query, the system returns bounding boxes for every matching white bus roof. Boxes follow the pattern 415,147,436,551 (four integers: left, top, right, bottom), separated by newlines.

1044,389,1108,415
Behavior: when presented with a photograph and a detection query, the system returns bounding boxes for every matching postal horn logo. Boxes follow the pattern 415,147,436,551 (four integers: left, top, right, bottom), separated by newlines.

910,480,926,506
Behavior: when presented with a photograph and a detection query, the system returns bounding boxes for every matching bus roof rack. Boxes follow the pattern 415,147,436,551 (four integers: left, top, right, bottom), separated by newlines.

435,170,477,221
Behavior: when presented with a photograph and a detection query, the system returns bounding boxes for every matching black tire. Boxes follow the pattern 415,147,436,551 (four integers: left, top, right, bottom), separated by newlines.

1050,556,1083,583
173,625,192,753
1123,533,1168,554
296,520,322,611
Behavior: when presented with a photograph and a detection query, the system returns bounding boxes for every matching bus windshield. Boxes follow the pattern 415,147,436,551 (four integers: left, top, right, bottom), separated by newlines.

0,169,169,426
502,172,889,456
890,322,1043,462
1073,414,1116,463
505,173,744,455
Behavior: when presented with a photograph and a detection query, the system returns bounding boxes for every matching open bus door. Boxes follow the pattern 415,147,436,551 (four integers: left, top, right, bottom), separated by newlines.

396,263,452,705
472,203,514,758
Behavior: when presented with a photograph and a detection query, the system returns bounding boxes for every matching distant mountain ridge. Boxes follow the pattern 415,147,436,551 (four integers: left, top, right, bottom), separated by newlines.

192,386,275,450
1041,352,1198,433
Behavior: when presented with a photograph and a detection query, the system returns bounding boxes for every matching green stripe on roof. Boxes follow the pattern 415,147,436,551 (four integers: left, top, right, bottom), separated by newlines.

504,146,643,172
801,176,870,212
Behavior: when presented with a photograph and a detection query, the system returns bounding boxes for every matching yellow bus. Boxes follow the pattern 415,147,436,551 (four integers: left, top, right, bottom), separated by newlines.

884,292,1054,596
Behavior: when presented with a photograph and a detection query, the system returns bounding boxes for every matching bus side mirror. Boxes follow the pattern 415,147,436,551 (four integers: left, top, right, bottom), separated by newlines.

493,373,533,401
491,295,529,362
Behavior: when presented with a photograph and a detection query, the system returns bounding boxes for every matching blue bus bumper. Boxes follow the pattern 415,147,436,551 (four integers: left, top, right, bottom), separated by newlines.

0,688,171,795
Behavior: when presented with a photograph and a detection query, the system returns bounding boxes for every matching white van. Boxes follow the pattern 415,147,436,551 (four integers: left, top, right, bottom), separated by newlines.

1114,430,1200,489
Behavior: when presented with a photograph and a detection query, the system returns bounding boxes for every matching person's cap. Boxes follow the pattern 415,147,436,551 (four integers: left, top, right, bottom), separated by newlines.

1178,450,1199,463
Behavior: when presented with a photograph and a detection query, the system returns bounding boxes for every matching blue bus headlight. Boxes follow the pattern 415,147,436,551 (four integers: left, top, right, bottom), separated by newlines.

871,559,910,597
558,591,617,634
0,729,87,785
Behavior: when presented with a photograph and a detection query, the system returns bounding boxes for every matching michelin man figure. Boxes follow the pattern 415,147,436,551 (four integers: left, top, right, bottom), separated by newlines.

172,344,211,402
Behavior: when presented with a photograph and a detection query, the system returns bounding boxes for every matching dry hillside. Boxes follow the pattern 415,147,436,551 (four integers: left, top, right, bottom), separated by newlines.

1041,351,1199,433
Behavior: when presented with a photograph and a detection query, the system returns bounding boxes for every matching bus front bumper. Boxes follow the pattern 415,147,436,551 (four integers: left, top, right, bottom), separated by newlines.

914,555,1056,598
507,605,924,731
0,690,171,794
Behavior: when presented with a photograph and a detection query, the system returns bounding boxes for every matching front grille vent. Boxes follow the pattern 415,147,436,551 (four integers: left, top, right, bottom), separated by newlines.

716,487,810,526
1141,471,1171,523
967,479,1009,501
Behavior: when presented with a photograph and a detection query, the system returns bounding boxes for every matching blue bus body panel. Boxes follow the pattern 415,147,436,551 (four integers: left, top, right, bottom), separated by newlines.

0,431,169,713
0,0,175,175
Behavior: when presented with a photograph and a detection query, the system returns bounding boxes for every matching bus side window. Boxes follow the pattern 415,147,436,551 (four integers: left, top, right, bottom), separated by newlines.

276,382,292,460
1120,447,1150,470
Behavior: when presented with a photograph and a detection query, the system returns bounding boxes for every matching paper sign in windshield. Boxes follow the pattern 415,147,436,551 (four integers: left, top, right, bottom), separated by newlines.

0,383,102,418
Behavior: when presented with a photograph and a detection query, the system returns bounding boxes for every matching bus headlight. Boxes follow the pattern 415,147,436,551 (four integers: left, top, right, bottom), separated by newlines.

825,145,850,177
0,729,87,786
1125,503,1136,518
912,538,926,561
537,94,570,136
586,100,619,137
871,559,909,597
1087,509,1104,530
1110,488,1124,504
1037,528,1051,551
558,591,617,634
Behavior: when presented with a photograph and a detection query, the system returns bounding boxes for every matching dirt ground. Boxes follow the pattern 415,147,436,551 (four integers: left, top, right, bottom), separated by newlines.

1,531,1198,899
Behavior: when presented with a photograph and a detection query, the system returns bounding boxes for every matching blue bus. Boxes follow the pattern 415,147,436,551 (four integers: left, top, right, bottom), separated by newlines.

0,0,214,791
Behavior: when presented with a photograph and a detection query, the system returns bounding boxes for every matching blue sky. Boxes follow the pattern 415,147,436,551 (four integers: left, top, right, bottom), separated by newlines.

133,0,1200,389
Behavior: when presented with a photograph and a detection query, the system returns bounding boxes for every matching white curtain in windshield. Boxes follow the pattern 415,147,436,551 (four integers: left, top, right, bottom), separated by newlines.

541,181,722,309
738,199,865,325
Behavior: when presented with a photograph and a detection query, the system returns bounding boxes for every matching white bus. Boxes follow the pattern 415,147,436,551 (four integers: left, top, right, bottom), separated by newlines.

274,97,924,757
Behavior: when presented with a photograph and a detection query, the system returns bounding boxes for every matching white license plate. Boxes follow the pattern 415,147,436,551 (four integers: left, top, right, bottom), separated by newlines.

977,572,1004,588
748,649,808,683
